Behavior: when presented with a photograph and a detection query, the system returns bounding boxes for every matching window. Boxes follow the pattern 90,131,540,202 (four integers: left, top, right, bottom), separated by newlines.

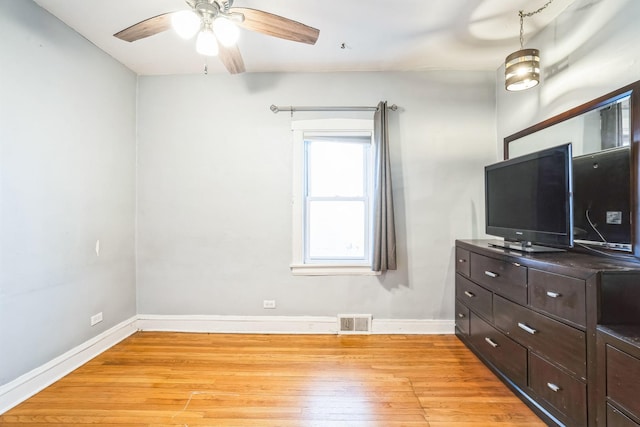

291,119,378,275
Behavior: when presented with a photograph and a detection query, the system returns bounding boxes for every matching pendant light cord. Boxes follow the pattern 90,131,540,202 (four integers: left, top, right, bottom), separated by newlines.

518,0,555,48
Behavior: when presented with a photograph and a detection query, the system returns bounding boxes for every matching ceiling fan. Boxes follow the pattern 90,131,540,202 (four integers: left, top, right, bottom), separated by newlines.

113,0,320,74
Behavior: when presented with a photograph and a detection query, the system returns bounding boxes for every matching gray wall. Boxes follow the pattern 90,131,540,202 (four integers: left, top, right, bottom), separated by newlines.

0,0,137,385
14,0,638,391
136,71,496,319
497,0,640,148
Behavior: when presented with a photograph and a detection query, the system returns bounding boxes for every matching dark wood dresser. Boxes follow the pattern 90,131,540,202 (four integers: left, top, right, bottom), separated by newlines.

455,239,640,427
597,325,640,426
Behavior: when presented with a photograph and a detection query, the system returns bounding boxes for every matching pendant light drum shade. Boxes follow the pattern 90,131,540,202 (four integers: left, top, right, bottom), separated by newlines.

505,48,540,91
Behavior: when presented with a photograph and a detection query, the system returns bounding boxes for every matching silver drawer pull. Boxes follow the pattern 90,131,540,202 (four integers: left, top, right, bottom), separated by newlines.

546,291,561,298
547,383,561,392
464,291,475,298
457,313,465,318
517,322,537,335
484,337,499,348
458,258,467,263
484,270,498,278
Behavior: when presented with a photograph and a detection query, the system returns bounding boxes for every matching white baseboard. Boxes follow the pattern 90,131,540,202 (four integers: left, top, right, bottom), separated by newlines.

372,318,454,334
136,314,339,334
137,314,455,335
0,314,453,415
0,316,138,415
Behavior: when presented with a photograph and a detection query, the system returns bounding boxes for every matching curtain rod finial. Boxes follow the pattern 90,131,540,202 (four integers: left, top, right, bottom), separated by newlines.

270,105,279,113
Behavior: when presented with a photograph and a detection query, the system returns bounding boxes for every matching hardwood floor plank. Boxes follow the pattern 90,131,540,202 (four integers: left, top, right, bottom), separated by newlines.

0,332,544,426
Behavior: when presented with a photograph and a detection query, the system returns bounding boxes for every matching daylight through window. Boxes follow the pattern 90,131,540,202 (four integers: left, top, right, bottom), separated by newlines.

291,119,377,276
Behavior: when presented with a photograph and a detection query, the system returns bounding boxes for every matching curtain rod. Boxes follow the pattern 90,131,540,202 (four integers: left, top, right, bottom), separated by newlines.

269,104,398,114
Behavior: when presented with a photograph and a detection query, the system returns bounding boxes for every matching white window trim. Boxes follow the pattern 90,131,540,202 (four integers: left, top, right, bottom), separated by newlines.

290,118,379,276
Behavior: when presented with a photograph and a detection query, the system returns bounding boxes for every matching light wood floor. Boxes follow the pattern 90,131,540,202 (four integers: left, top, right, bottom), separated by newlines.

1,332,545,426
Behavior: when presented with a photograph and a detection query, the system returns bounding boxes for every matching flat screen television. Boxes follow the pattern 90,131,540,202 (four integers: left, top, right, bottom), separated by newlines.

485,143,573,252
573,146,631,252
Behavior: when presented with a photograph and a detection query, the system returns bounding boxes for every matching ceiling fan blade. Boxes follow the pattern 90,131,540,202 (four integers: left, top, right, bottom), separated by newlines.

218,41,246,74
231,8,319,45
114,13,175,42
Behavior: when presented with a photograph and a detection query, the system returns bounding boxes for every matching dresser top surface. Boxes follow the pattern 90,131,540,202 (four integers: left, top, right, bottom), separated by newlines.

457,239,640,277
598,324,640,349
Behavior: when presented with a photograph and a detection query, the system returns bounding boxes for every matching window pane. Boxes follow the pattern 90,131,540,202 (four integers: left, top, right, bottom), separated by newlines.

308,201,365,259
307,141,365,197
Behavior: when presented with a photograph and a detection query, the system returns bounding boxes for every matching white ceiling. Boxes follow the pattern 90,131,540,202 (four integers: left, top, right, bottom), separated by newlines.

33,0,576,75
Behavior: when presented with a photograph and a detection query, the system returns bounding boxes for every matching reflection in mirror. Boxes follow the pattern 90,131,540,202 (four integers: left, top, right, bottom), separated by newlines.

508,96,630,159
572,146,632,252
504,86,638,255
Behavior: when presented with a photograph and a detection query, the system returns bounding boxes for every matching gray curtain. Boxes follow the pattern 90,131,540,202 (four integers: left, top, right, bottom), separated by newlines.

372,101,397,272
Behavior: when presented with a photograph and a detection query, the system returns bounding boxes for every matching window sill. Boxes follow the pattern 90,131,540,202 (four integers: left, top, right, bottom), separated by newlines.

290,264,381,276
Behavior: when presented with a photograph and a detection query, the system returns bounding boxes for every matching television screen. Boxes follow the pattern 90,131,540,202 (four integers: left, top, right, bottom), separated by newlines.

573,147,631,251
485,143,573,252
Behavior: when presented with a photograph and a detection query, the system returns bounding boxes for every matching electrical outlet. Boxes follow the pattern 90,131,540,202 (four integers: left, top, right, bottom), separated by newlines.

90,312,103,326
263,300,276,309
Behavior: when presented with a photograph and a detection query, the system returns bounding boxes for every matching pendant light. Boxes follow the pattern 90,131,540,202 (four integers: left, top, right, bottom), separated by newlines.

505,0,554,91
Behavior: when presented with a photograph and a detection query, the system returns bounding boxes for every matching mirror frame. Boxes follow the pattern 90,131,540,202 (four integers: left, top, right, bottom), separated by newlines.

504,80,640,258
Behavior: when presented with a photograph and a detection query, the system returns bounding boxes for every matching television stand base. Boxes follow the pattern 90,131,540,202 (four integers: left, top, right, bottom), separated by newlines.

487,239,566,253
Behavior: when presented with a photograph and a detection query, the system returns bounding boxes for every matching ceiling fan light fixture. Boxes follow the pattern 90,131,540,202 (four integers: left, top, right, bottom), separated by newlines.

213,16,240,47
113,3,319,75
196,29,219,56
172,10,201,39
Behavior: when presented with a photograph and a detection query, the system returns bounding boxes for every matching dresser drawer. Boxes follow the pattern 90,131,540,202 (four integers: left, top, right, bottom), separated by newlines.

455,300,470,336
456,247,470,277
470,253,527,305
529,268,586,328
493,295,586,379
529,352,587,426
469,312,527,388
456,275,493,322
608,404,640,427
607,345,640,421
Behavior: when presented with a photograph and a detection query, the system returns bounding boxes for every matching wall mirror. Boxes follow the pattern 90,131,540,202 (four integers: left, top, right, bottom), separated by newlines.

507,96,630,159
504,81,640,257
